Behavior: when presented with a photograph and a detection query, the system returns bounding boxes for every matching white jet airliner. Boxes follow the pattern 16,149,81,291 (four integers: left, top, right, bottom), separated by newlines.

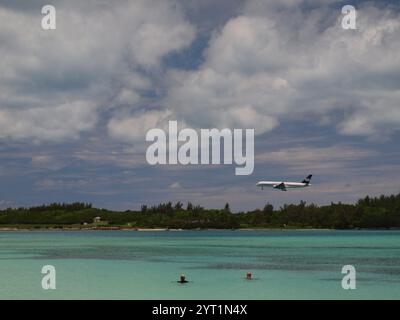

256,175,312,191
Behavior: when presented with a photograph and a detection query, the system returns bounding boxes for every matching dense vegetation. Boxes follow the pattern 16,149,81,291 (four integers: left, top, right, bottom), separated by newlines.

0,194,399,229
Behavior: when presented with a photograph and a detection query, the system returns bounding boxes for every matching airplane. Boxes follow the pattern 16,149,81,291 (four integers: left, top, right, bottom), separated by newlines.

256,175,312,191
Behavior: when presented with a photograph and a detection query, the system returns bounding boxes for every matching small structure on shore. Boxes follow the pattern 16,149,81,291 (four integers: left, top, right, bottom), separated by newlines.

93,216,101,223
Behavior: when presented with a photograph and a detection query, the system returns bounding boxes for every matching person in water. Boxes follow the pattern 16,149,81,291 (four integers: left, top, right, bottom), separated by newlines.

178,274,189,284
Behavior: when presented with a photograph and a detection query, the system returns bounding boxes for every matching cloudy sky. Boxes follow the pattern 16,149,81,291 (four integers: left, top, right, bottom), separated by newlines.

0,0,399,211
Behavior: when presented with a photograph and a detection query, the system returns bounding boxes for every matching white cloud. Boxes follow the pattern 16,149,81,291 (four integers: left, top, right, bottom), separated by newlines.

129,16,196,68
108,109,173,144
35,178,89,190
1,0,399,151
0,101,97,142
256,146,377,164
255,145,379,175
169,181,182,189
163,2,400,138
0,0,195,142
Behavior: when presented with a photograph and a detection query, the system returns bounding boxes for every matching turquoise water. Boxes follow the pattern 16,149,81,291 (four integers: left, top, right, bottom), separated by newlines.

0,230,399,299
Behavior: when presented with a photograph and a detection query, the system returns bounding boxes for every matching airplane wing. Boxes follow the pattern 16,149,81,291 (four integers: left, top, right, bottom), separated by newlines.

274,182,287,191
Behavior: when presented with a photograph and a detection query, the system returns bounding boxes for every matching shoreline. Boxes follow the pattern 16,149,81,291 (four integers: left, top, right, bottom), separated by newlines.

0,227,329,232
0,227,398,232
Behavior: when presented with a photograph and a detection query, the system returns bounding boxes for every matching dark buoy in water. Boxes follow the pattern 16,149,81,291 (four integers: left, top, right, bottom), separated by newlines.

246,272,252,280
179,274,188,284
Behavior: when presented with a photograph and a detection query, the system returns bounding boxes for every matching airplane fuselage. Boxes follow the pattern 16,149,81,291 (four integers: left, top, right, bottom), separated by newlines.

256,181,311,191
257,175,312,191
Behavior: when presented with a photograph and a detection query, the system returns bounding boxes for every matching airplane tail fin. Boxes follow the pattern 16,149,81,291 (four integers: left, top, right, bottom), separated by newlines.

301,174,312,185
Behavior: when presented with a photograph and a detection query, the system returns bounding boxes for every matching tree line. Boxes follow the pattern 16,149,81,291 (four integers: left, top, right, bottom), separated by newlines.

0,194,399,229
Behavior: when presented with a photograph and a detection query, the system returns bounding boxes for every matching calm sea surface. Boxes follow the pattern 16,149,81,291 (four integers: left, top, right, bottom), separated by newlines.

0,230,399,299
